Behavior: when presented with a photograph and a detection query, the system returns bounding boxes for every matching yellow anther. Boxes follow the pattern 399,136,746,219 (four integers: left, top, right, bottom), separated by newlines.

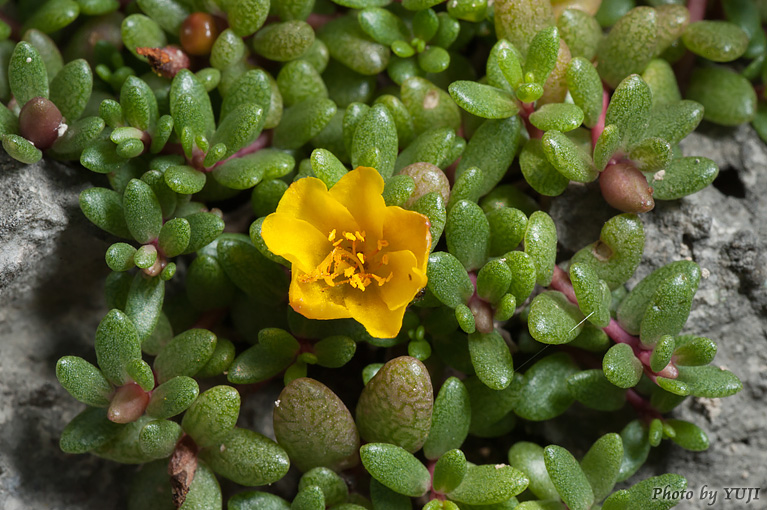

344,232,356,241
344,267,355,277
327,229,336,242
377,240,389,250
355,231,366,242
357,252,365,265
381,254,389,265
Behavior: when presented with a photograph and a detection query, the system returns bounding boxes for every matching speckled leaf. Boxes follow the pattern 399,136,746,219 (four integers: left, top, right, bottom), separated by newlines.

9,42,48,104
156,218,190,259
469,330,514,390
138,419,183,460
446,200,490,270
94,308,142,386
493,0,555,58
227,329,299,384
358,7,409,45
657,365,742,398
524,26,560,87
56,356,114,407
211,103,264,159
570,213,644,290
639,273,698,347
60,407,121,454
511,352,579,421
145,376,199,420
616,419,650,482
486,40,519,92
252,20,314,62
273,97,337,150
558,9,601,60
502,250,537,304
49,58,91,122
181,385,240,447
604,74,651,150
448,81,519,119
228,491,290,510
182,212,226,254
528,291,584,344
650,156,719,201
123,178,162,243
542,130,598,183
124,272,165,343
221,0,269,36
423,378,470,460
544,445,594,510
456,116,521,195
351,103,398,178
520,138,569,197
464,375,516,437
524,211,557,286
122,14,166,61
665,419,709,451
603,473,686,510
672,335,717,366
686,67,756,126
318,16,390,76
274,378,360,472
603,343,642,389
78,187,130,239
569,263,611,327
593,124,621,171
356,356,433,453
617,260,700,335
401,77,461,136
360,443,430,497
596,7,657,88
580,433,623,502
486,208,527,257
642,59,681,108
153,329,217,383
682,21,748,62
508,442,559,501
567,369,626,411
448,464,529,505
644,100,703,145
628,138,672,172
529,104,584,132
426,252,474,308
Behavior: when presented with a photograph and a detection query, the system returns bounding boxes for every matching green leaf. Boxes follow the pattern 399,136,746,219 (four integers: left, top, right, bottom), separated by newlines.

570,213,644,290
313,336,356,368
221,70,272,122
277,59,327,107
370,478,412,510
593,124,621,171
639,272,698,347
122,14,166,61
446,200,490,270
9,42,48,104
56,356,114,407
448,464,529,505
153,329,217,383
543,445,594,510
529,104,584,132
216,237,288,301
252,20,314,61
273,97,337,150
49,58,92,121
80,140,126,174
423,377,471,460
318,16,390,76
158,218,191,258
542,130,598,183
227,328,298,384
580,433,624,501
124,272,165,342
123,179,163,243
105,243,136,272
351,102,398,179
493,0,554,58
511,353,579,421
596,7,657,88
212,103,265,159
644,100,703,145
356,356,433,453
649,156,719,200
486,208,527,257
603,343,643,389
94,308,142,386
448,81,519,119
566,370,626,411
274,377,360,472
199,427,290,486
487,41,521,91
685,66,757,126
427,252,474,308
520,138,569,196
558,9,602,60
657,365,742,398
195,337,235,379
2,134,42,164
145,376,199,420
60,407,121,454
79,187,130,238
401,77,461,136
465,375,516,437
221,0,269,36
569,263,611,327
523,26,560,86
665,419,709,451
181,385,240,447
628,138,672,172
138,419,183,460
528,289,586,344
51,115,105,157
672,335,717,366
170,69,215,155
503,250,537,304
476,259,513,304
617,420,650,482
360,443,430,497
456,116,521,195
183,212,226,254
469,330,514,390
358,8,409,46
524,211,557,286
603,473,687,510
432,449,467,494
682,21,748,62
23,0,80,33
229,491,290,510
299,467,348,507
604,74,652,150
508,442,559,501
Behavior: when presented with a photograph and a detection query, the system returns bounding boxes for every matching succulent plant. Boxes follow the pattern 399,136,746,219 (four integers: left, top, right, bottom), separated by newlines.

0,0,757,507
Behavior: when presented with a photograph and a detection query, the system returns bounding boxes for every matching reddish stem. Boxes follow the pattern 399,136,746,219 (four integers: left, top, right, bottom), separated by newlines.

427,460,445,501
519,102,543,139
212,131,272,168
591,86,610,148
687,0,707,23
626,388,662,422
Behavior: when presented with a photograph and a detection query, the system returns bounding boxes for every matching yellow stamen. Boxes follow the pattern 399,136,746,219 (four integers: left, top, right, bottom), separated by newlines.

357,252,365,264
327,229,336,242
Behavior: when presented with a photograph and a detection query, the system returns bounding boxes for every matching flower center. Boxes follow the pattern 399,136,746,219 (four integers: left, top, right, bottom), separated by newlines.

298,229,392,291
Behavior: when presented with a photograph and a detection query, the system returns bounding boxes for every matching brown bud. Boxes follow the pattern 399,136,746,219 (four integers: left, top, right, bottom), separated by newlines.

600,162,655,213
180,12,219,56
398,162,450,208
107,383,150,424
136,45,190,79
18,97,63,150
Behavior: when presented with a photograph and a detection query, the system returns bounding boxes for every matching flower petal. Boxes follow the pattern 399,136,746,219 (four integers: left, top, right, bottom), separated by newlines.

276,176,359,236
382,206,431,271
377,250,428,311
329,167,386,240
344,285,407,339
262,213,331,274
290,276,351,321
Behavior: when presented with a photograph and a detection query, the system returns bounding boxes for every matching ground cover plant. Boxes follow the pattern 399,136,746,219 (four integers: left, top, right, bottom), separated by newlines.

0,0,759,507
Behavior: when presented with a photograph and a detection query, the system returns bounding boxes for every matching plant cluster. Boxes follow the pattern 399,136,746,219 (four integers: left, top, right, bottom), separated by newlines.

0,0,756,508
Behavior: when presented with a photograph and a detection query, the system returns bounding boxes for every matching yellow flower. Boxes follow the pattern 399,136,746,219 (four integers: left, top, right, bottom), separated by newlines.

262,167,431,338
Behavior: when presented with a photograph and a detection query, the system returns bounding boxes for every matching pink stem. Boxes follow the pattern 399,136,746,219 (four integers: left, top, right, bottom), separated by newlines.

687,0,707,23
427,460,445,501
626,388,662,421
591,86,610,148
212,131,271,168
519,102,543,139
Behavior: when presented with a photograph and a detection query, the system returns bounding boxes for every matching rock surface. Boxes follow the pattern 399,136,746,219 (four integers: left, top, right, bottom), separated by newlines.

0,123,765,509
